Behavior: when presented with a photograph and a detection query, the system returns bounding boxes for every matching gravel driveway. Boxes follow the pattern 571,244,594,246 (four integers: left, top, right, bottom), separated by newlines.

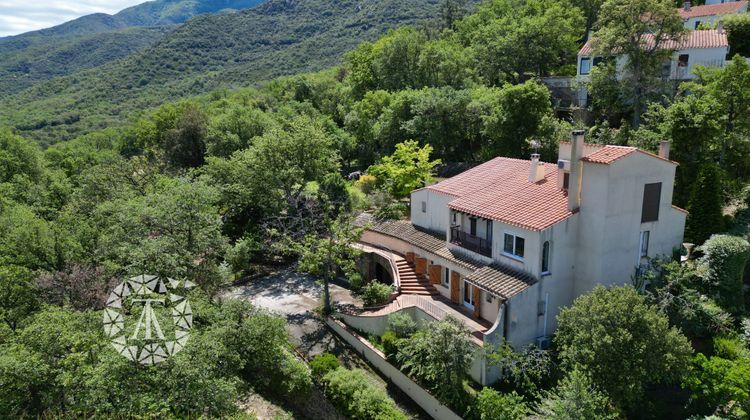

223,268,362,356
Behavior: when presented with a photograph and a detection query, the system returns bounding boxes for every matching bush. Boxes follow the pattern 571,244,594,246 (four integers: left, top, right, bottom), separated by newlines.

355,174,377,194
387,312,418,338
381,330,400,358
361,282,393,307
685,354,750,417
713,336,748,360
310,352,340,379
699,235,750,315
322,367,407,420
534,369,619,420
475,388,529,420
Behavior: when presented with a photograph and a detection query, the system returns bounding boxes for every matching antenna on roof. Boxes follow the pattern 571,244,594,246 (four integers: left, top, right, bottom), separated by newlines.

530,139,541,155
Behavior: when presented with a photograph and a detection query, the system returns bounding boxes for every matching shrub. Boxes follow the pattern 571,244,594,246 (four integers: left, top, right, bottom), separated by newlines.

555,286,693,412
225,234,260,276
361,282,393,307
310,352,340,380
713,336,748,360
699,234,750,315
686,164,725,245
387,312,418,338
381,330,400,358
475,388,529,420
534,369,619,420
685,354,750,416
322,367,407,420
354,174,377,194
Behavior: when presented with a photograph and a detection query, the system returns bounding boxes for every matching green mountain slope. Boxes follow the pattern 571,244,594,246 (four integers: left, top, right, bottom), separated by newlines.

0,0,266,96
1,0,447,146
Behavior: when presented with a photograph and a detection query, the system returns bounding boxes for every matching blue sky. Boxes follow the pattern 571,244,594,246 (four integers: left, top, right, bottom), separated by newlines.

0,1,147,36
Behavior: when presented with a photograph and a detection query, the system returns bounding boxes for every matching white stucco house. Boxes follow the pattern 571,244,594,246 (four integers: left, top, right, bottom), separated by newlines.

679,1,747,30
350,131,686,384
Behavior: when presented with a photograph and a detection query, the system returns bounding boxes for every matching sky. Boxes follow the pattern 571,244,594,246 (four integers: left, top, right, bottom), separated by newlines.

0,0,147,37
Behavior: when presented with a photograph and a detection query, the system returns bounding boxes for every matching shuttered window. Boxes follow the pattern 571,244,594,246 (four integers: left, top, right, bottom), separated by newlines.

641,183,662,223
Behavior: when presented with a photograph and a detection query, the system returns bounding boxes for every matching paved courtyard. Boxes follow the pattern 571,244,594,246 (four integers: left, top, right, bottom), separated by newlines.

223,268,362,356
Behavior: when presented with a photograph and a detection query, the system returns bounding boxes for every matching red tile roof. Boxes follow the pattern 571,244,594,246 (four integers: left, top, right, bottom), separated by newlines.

581,145,679,165
427,158,574,231
678,1,747,19
579,29,728,56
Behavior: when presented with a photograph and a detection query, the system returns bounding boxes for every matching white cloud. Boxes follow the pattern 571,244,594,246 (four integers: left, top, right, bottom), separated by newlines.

0,1,148,36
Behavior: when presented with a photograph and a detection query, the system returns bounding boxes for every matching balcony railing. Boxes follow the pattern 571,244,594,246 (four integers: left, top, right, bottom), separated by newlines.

450,226,492,258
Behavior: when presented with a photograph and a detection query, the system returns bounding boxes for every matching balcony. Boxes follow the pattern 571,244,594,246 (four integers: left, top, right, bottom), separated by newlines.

450,226,492,258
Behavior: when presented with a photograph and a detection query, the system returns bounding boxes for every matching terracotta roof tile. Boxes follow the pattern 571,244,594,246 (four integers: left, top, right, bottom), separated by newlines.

465,264,536,301
579,29,728,56
428,158,573,231
581,145,679,165
678,1,747,19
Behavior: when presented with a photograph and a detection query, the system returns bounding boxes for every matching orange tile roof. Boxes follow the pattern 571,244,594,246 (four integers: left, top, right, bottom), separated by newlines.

678,1,747,19
581,145,679,165
579,29,728,56
427,158,574,231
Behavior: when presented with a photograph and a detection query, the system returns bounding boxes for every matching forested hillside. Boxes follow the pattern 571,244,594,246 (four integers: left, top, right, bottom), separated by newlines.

0,0,265,96
0,0,463,146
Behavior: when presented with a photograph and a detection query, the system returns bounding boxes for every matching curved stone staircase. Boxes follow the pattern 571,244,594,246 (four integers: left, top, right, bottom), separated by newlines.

395,258,439,296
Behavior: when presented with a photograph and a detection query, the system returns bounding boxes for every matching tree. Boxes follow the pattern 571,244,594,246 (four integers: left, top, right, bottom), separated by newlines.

459,0,584,84
554,286,693,412
571,0,606,35
723,13,750,57
368,140,440,198
0,266,38,331
485,340,553,397
322,367,407,419
0,129,44,185
592,0,686,127
685,164,725,244
535,369,619,420
698,235,750,315
36,264,116,310
440,0,468,30
685,354,750,417
397,315,475,410
475,388,529,420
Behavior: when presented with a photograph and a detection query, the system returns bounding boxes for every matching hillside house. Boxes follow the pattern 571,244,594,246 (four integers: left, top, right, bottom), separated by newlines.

679,1,747,29
350,131,687,384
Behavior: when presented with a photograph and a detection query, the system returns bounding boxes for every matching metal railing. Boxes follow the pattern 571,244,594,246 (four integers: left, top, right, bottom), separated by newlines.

400,294,448,321
450,226,492,257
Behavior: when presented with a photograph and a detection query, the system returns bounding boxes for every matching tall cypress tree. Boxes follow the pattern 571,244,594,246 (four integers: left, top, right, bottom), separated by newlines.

685,164,725,245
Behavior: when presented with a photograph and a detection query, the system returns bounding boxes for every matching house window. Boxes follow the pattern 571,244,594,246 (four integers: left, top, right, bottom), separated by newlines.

443,267,449,286
579,57,592,75
678,54,689,68
641,182,662,223
542,241,550,273
486,220,493,243
486,292,494,303
563,172,570,190
503,234,525,258
421,201,427,213
452,211,457,224
640,231,650,260
694,21,701,30
470,218,477,236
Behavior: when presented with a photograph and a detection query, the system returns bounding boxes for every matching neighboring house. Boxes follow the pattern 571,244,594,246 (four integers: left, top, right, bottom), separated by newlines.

679,1,747,29
575,29,731,106
353,131,686,384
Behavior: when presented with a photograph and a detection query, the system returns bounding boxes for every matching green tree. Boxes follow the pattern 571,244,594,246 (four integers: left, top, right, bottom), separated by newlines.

698,235,750,315
439,0,468,30
475,388,529,420
0,266,39,331
685,354,750,417
368,140,440,198
0,129,44,185
555,286,693,412
459,0,584,84
397,315,475,410
322,367,407,420
723,13,750,57
592,0,686,127
534,369,619,420
485,340,552,397
685,164,725,244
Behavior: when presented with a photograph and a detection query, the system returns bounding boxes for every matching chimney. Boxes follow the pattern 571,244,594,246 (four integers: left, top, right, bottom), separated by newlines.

568,130,585,211
717,21,724,34
529,154,545,183
683,1,691,11
659,140,671,160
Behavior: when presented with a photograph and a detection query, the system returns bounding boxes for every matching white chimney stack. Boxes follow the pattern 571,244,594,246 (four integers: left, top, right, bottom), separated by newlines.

683,1,691,11
568,130,585,211
659,140,671,160
529,154,545,183
717,21,724,34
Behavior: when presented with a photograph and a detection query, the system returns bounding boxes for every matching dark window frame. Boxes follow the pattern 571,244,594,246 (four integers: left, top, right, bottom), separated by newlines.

503,233,525,259
542,241,550,273
641,182,662,223
579,57,592,75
